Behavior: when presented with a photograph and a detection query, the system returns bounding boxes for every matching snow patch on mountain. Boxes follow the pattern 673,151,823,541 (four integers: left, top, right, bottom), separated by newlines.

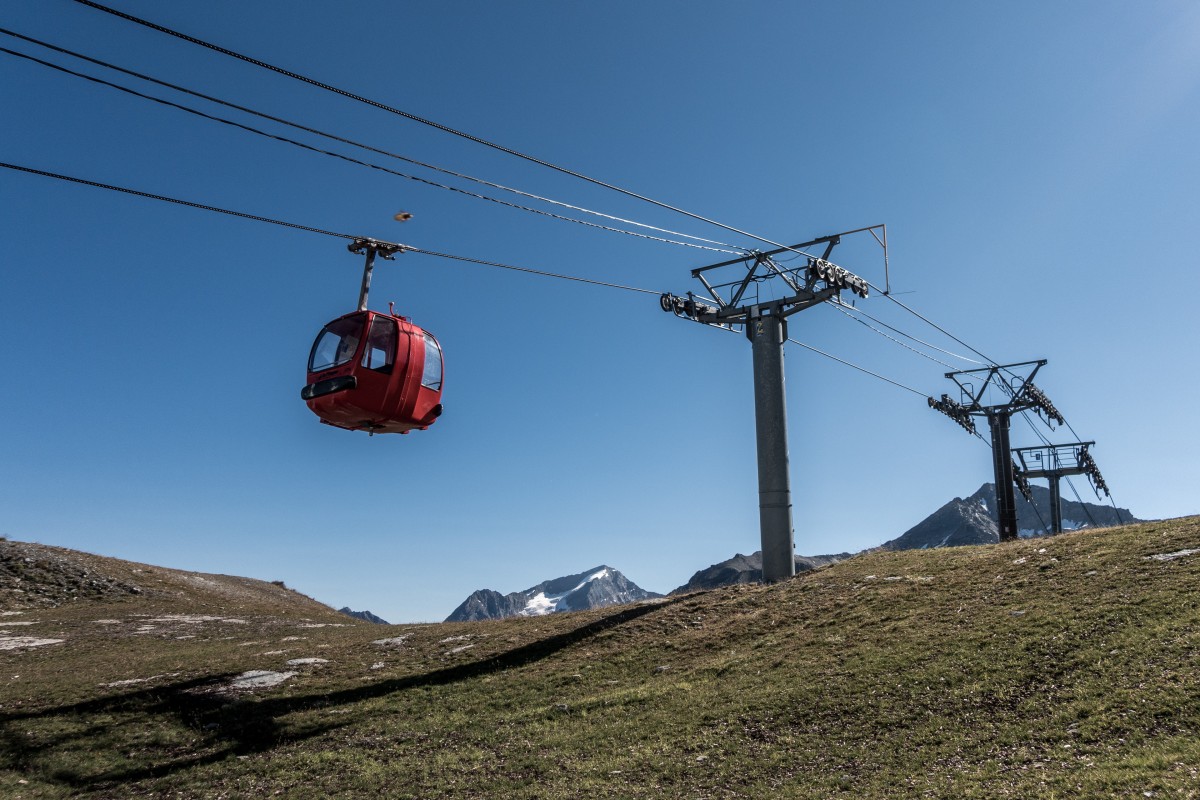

521,568,610,617
446,566,659,622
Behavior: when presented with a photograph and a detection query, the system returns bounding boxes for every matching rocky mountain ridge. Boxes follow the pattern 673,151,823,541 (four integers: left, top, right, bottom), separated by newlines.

452,481,1135,618
338,607,389,625
445,566,662,622
879,482,1135,551
669,552,849,595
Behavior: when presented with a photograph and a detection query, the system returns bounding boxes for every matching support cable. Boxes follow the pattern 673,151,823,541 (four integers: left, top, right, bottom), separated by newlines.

2,161,356,238
74,0,1015,379
66,1,900,270
825,301,958,370
867,280,1001,367
0,161,660,296
42,6,1110,479
0,32,740,254
70,0,773,248
784,339,925,398
827,298,985,365
785,336,992,447
1026,498,1051,537
404,248,659,295
1063,476,1101,527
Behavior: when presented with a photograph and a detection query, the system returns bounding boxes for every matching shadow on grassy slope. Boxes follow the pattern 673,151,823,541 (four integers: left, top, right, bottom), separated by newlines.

0,597,681,790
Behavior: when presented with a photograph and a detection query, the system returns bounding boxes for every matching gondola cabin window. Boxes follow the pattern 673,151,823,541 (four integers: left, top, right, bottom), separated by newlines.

362,316,397,372
309,316,363,373
421,333,443,390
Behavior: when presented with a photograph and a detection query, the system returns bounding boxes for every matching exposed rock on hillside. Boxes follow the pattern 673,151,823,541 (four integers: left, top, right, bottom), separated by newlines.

0,538,340,618
1,538,143,608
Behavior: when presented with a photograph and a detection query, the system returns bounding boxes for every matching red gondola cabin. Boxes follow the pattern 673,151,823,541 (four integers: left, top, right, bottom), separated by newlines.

302,310,443,434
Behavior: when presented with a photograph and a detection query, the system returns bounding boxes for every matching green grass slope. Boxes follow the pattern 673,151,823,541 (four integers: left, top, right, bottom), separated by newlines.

2,519,1198,799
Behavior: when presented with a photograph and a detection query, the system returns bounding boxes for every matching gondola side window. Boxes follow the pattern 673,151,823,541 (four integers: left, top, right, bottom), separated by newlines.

309,316,363,373
362,316,398,373
421,334,443,390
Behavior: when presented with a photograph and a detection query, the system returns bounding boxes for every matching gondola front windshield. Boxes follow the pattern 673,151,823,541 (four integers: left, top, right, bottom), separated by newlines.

308,316,363,373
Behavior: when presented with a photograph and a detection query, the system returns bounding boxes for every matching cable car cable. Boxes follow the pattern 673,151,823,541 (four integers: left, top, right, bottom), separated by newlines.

67,0,888,263
0,160,661,296
1063,476,1100,527
70,0,1028,377
0,32,740,255
404,248,659,295
865,279,1001,368
0,27,742,251
826,298,986,365
70,0,765,246
3,163,994,432
783,338,925,399
783,338,992,447
21,7,1079,442
825,301,958,370
0,161,357,239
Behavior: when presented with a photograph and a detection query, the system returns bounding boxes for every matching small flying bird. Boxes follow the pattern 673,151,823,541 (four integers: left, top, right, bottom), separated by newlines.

394,211,413,222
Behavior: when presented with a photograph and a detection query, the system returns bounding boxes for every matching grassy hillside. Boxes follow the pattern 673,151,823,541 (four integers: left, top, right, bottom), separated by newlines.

2,519,1198,799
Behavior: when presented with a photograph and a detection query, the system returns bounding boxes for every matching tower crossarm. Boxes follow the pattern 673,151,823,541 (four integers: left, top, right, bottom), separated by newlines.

1012,442,1096,480
946,359,1047,414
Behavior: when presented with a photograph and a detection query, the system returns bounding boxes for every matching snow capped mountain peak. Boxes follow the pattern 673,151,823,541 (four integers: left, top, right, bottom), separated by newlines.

518,567,615,617
446,566,661,622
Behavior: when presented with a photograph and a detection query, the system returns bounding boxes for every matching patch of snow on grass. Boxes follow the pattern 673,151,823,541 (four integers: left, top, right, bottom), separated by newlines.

0,636,64,651
286,657,329,666
373,635,410,647
1146,549,1200,562
100,672,180,688
145,615,247,625
227,670,296,690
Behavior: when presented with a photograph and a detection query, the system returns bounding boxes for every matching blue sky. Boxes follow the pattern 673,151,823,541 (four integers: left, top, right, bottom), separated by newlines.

3,1,1198,622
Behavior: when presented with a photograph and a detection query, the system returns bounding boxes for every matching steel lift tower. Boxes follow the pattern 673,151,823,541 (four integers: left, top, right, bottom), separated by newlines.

1013,442,1111,533
661,228,879,582
931,360,1066,541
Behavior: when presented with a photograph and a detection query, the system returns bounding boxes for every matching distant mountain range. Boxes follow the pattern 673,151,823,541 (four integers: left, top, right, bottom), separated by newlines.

669,552,849,595
443,482,1135,620
445,566,662,623
879,482,1135,551
338,607,389,625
